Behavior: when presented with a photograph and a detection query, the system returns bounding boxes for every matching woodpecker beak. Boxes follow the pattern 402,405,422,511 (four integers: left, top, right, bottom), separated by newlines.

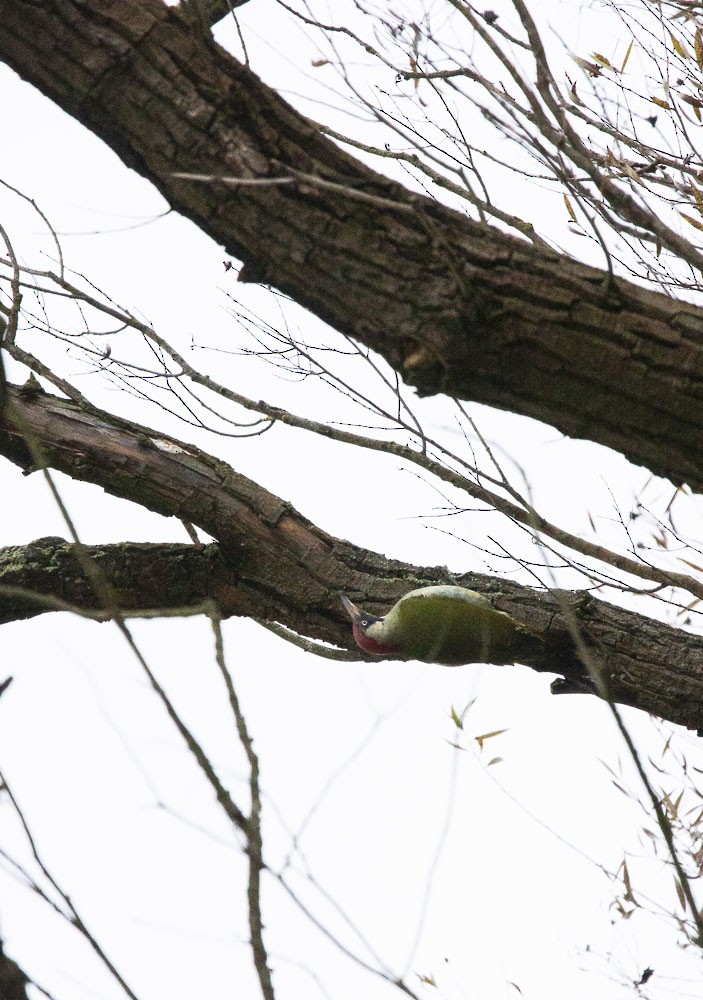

340,595,361,621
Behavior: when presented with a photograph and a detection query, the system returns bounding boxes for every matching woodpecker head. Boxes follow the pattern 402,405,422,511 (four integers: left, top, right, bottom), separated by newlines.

340,595,400,656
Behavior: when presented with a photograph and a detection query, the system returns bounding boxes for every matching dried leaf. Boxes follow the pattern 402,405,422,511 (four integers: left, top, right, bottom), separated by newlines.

688,180,703,209
487,756,504,767
622,859,636,903
620,38,634,73
563,193,577,222
674,876,687,911
592,52,613,68
572,56,602,77
696,27,703,69
475,728,508,750
680,94,703,120
684,802,703,825
613,885,636,919
418,974,437,987
653,529,668,548
681,212,703,232
692,843,703,873
677,597,701,618
569,78,585,106
311,58,330,68
679,557,703,572
651,96,671,109
672,787,685,818
670,32,689,59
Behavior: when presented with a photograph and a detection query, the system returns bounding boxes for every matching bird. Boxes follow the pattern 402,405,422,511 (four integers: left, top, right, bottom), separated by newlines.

341,585,525,666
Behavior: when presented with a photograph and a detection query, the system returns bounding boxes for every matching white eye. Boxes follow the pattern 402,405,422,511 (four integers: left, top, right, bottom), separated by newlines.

360,619,370,627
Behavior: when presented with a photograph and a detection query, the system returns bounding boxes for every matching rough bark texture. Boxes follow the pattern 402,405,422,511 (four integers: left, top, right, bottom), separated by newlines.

1,1,702,489
2,382,703,731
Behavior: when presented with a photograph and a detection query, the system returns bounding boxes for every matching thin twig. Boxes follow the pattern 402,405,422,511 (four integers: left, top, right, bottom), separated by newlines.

209,610,275,1000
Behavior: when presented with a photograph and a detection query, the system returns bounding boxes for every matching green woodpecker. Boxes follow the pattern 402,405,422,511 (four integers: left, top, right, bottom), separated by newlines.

341,585,522,666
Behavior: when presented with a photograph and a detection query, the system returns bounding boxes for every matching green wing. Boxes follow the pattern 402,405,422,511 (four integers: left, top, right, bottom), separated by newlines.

386,586,518,666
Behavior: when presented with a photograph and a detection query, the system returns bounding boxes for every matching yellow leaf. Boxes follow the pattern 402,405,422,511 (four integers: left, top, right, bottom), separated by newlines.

419,974,437,987
475,728,508,749
651,96,671,109
670,32,689,60
696,27,703,69
450,698,475,730
563,193,577,222
620,38,634,73
592,52,612,68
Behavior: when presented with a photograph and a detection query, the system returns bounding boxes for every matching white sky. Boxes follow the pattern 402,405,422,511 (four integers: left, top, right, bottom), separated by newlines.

1,2,703,999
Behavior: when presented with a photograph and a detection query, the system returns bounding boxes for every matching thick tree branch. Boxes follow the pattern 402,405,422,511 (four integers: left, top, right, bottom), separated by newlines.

0,1,702,489
0,941,30,1000
2,384,703,730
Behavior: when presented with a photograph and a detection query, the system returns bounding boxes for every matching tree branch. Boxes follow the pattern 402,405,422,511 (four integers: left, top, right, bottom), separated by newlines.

2,384,703,730
0,0,702,489
0,940,31,1000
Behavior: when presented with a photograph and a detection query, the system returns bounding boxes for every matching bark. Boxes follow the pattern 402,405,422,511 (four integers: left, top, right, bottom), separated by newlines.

2,382,703,731
1,1,702,490
0,940,30,1000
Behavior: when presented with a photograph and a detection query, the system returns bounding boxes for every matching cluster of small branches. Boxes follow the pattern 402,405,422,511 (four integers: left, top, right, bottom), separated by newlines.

2,179,702,619
276,0,703,289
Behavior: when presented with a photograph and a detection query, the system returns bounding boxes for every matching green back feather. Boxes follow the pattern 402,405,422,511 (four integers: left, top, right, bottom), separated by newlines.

382,585,518,666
